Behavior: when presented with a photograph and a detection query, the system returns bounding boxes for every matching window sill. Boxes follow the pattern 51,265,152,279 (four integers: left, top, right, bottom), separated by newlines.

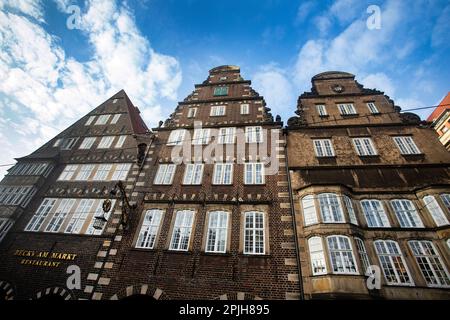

358,155,380,158
318,115,329,118
401,153,425,159
200,252,231,257
243,183,266,186
162,249,192,255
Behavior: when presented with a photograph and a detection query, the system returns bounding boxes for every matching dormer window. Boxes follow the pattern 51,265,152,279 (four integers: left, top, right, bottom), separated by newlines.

367,102,379,114
187,108,197,118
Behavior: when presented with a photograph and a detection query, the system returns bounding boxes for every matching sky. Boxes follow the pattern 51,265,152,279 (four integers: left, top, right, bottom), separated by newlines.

0,0,449,178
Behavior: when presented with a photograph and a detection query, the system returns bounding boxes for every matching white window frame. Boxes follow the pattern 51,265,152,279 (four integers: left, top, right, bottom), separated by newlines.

344,196,358,225
423,195,449,226
337,103,356,115
58,165,78,181
98,136,115,149
154,164,176,185
64,199,94,234
244,162,265,184
440,193,450,213
111,163,131,181
0,218,14,242
210,105,226,116
301,195,318,226
355,238,370,274
313,139,335,157
192,128,211,145
45,199,75,233
95,114,111,125
61,138,78,150
393,136,421,155
136,209,164,249
245,126,263,143
187,108,197,118
240,104,249,115
85,200,115,235
79,137,96,149
316,104,328,116
205,211,229,253
353,137,377,156
212,163,233,185
169,210,194,251
360,200,390,227
318,193,345,223
183,163,204,185
75,164,94,181
308,236,327,275
408,240,450,288
85,116,96,126
167,129,187,146
367,102,379,114
110,114,121,124
390,199,424,228
374,240,414,286
243,211,265,255
93,164,112,181
115,135,126,148
326,235,359,274
25,198,57,232
218,127,236,144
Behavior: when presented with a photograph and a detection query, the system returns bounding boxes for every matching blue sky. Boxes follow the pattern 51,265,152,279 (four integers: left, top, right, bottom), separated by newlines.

0,0,449,177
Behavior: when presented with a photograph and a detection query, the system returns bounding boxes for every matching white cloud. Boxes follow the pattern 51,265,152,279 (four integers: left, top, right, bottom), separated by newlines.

0,0,182,178
361,73,396,98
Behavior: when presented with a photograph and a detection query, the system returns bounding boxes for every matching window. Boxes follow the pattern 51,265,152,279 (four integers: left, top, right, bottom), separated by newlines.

318,193,344,223
440,194,450,213
167,129,186,146
219,76,227,81
213,86,228,96
95,114,110,125
240,104,249,115
337,103,356,115
360,200,390,227
206,211,229,253
409,240,450,287
423,195,449,226
45,199,75,233
58,165,78,181
187,108,197,118
244,211,265,255
0,218,13,242
61,138,78,150
25,198,57,232
313,139,335,157
302,195,318,226
183,163,204,185
353,137,377,156
244,163,265,184
327,236,358,274
212,163,233,184
192,128,211,145
390,199,424,228
79,137,96,149
75,164,94,181
393,136,421,155
111,163,131,181
169,210,194,251
218,127,236,144
344,196,358,225
65,199,94,234
85,116,96,126
210,105,226,116
316,104,327,116
112,99,118,104
154,164,176,185
374,240,413,285
98,136,114,149
136,209,163,249
308,237,327,275
367,102,379,114
53,138,62,147
245,126,263,143
85,200,115,235
93,164,112,181
110,114,121,124
355,238,370,274
115,135,126,148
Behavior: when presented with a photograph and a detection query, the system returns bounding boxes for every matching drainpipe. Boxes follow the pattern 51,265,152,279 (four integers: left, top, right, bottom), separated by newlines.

282,128,305,300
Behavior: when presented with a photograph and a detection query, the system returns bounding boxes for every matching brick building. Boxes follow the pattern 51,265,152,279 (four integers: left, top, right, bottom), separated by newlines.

286,71,450,299
427,92,450,150
0,66,302,300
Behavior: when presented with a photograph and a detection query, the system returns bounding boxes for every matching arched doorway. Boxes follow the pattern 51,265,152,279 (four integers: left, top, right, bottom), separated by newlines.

34,287,73,300
120,294,156,302
110,284,168,300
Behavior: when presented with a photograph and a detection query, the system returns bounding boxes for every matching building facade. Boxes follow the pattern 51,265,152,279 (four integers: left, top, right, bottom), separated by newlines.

0,66,302,300
427,92,450,150
286,71,450,299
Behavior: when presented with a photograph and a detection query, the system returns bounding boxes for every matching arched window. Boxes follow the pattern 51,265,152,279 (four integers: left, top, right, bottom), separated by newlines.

318,193,344,223
301,195,318,226
374,240,413,285
360,200,390,227
326,235,358,274
308,237,327,275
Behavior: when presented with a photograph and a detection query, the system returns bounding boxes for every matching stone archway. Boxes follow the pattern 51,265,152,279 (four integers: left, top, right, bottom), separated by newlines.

34,287,73,300
110,284,169,300
0,280,15,300
215,292,263,300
